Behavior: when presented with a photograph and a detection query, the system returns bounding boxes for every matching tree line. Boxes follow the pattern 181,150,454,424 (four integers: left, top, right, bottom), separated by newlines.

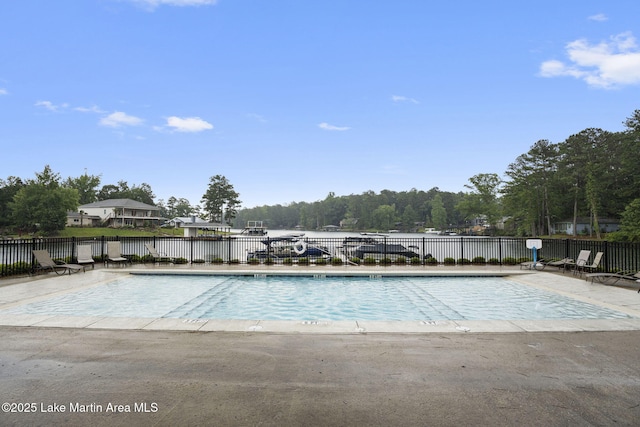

0,169,240,234
1,109,639,241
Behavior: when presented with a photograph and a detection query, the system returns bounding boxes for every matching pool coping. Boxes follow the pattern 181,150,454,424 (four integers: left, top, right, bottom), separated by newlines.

1,267,639,334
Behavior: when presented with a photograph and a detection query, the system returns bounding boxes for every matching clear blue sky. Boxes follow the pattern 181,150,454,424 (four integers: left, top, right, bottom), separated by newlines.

1,1,639,209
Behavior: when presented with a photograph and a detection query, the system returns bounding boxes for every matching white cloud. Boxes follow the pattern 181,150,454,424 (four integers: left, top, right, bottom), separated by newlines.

75,105,105,114
165,116,213,132
0,88,7,95
391,95,419,104
588,13,608,22
35,100,68,112
100,111,143,127
131,0,217,10
539,32,640,88
318,122,351,131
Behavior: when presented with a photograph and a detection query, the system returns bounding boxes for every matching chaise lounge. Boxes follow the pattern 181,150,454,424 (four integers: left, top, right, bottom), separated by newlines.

106,241,130,267
76,245,95,270
32,250,84,275
145,243,174,264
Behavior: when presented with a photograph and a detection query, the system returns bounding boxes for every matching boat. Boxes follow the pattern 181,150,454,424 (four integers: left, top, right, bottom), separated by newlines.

247,234,331,260
340,235,429,260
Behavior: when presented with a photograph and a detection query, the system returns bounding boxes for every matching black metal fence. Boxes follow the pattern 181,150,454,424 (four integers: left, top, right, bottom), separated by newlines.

1,235,639,277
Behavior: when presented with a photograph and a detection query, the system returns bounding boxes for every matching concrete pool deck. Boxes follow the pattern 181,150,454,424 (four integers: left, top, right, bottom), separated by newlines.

1,266,640,425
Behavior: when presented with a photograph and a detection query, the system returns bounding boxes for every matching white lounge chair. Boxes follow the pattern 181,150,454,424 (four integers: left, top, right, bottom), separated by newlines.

106,241,129,267
77,245,95,270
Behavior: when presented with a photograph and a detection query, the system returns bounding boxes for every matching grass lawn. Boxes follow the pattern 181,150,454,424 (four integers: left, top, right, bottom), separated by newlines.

57,227,184,238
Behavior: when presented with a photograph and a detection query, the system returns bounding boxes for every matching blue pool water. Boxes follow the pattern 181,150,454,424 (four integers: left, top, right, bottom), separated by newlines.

2,275,633,321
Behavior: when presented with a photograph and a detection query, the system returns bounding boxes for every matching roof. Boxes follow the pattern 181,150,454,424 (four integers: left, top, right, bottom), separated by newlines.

79,199,158,211
172,216,207,224
66,211,101,219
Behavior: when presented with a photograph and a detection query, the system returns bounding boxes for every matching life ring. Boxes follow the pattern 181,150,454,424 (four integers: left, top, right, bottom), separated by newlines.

293,241,307,255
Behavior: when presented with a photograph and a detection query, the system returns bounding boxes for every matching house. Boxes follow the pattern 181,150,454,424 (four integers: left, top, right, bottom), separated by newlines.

179,220,230,237
167,216,208,228
77,199,164,228
66,211,102,227
551,218,620,235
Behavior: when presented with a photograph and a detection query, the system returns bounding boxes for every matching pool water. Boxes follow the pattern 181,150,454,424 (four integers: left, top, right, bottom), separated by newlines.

2,275,633,321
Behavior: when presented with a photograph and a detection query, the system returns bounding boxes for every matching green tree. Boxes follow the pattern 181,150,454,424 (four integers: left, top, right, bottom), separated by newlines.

456,173,502,232
64,171,101,205
611,198,640,242
502,140,560,236
372,204,396,231
97,181,155,205
201,175,241,225
0,176,24,228
10,165,79,234
165,196,198,218
430,194,447,230
559,128,612,238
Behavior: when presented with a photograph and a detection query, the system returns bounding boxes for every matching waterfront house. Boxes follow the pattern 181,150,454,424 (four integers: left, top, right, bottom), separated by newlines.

77,199,164,228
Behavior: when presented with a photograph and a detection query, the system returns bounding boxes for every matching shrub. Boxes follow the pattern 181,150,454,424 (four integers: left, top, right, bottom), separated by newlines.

488,258,500,265
502,257,518,265
363,257,377,265
472,256,486,264
283,258,293,265
297,257,309,265
331,257,343,266
315,258,327,265
228,259,240,264
350,257,361,265
1,261,31,276
211,257,224,264
192,259,205,264
174,257,189,264
443,257,456,265
140,254,154,263
425,257,438,265
247,258,260,265
410,256,422,265
457,258,471,265
380,257,393,266
263,257,275,265
394,256,407,265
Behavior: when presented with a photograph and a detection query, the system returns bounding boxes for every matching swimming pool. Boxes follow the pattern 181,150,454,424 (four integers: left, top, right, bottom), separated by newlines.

1,275,633,321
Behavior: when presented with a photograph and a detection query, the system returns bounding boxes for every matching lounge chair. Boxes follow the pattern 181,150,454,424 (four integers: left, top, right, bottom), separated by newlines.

563,250,591,275
581,251,603,274
106,241,129,267
520,257,573,271
586,270,640,286
32,250,84,275
76,245,95,270
145,243,174,264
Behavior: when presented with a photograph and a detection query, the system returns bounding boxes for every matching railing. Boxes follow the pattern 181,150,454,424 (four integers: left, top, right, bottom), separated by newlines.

1,236,639,277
